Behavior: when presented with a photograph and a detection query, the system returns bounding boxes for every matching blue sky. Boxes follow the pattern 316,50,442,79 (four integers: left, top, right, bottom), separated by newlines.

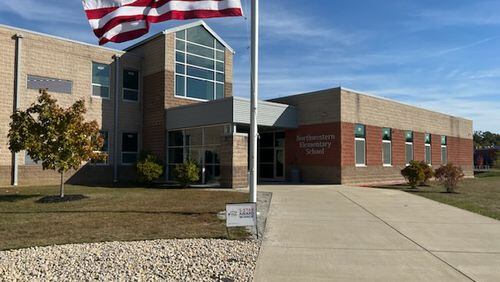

1,0,499,132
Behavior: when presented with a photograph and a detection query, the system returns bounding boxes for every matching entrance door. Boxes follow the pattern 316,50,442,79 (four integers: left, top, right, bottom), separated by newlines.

259,132,285,181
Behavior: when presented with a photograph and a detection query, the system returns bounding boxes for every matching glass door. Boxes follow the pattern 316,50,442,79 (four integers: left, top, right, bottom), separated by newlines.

259,132,285,181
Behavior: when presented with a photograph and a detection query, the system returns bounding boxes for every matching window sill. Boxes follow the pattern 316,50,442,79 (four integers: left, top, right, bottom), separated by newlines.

174,95,213,102
383,164,392,167
355,164,367,168
91,95,111,100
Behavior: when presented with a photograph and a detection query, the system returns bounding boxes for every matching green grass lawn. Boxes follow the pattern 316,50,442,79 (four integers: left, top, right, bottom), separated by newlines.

375,173,500,220
0,185,249,251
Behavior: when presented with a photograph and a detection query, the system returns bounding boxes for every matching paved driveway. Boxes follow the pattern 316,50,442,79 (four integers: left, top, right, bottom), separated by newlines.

254,185,500,282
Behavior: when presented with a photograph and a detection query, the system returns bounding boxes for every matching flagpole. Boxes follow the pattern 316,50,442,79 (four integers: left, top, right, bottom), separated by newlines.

249,0,259,203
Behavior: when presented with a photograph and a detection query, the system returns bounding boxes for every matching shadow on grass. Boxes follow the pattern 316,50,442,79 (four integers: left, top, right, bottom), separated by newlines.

0,210,219,215
0,194,40,203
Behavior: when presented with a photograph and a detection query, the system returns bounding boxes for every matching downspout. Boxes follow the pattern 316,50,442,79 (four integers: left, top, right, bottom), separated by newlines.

12,33,23,186
113,55,121,183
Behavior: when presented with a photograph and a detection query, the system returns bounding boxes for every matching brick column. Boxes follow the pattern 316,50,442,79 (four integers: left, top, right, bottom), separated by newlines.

219,133,248,188
366,125,382,166
414,132,425,162
392,129,406,166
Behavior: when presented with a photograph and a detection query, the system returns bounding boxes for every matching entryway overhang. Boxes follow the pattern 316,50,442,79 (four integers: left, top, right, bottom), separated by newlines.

166,96,298,130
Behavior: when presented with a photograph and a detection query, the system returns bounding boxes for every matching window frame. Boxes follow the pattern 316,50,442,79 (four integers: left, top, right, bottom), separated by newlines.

174,29,225,102
91,62,111,99
405,141,414,166
354,124,366,167
122,68,140,103
121,132,139,165
382,128,392,167
441,136,447,165
425,133,432,165
355,138,366,167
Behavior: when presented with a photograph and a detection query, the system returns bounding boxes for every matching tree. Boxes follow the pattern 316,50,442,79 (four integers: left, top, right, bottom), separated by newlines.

8,90,104,198
474,131,500,148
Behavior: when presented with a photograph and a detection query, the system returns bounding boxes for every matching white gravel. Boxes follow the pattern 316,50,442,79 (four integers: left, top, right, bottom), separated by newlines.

0,239,260,281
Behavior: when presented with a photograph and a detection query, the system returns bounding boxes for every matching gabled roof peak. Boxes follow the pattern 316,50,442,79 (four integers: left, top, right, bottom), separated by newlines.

124,20,234,53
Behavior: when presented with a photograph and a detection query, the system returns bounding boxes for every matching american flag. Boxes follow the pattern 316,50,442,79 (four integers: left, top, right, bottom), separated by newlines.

82,0,243,45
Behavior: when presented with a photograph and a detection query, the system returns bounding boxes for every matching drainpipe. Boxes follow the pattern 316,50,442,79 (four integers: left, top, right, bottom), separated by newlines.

12,33,23,186
113,55,121,183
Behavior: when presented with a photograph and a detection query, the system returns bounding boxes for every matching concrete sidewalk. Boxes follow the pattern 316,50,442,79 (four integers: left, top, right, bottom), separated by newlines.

254,185,500,282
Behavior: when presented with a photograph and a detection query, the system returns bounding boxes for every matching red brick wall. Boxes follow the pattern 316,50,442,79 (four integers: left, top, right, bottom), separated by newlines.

341,122,354,166
414,132,425,162
366,125,382,166
448,136,473,166
285,122,341,183
392,129,405,166
339,122,473,184
431,134,442,166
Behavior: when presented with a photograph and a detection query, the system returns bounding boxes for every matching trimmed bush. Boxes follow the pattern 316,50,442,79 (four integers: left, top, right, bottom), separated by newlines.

401,160,425,188
418,161,434,186
175,159,200,187
435,163,464,193
136,151,164,184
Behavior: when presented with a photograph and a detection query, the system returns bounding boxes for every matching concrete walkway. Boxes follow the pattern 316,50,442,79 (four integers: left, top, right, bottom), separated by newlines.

254,185,500,282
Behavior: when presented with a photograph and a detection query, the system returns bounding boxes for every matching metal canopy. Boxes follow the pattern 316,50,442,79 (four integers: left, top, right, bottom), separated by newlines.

166,97,298,130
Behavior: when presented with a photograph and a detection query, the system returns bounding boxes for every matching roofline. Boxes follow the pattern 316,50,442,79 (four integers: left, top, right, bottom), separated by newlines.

340,87,473,121
271,86,471,122
124,20,235,53
0,23,124,54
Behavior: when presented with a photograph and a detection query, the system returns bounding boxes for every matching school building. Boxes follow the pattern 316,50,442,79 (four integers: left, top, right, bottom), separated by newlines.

0,21,473,187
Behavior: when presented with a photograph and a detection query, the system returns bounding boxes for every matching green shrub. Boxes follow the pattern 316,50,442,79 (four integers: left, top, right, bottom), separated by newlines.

136,151,164,184
175,159,200,187
418,161,434,186
401,160,425,188
435,163,464,193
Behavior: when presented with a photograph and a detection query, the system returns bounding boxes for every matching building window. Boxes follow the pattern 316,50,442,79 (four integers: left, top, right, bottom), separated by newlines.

382,128,392,166
175,26,225,101
425,133,432,165
92,62,110,98
122,133,138,165
123,69,139,101
441,136,447,165
355,124,366,166
27,75,72,94
167,125,224,183
91,131,109,165
25,152,39,166
405,130,414,165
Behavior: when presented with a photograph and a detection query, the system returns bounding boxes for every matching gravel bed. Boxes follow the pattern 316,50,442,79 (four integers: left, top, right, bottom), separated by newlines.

0,239,260,281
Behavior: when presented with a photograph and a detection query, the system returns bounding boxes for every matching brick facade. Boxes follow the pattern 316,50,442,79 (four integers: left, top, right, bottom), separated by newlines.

0,22,235,187
220,134,248,188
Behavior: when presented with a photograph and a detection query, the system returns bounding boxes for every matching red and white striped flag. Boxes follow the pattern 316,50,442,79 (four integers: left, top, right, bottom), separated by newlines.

82,0,243,45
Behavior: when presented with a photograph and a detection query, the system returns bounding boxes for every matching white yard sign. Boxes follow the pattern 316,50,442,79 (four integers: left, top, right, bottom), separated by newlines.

226,203,257,227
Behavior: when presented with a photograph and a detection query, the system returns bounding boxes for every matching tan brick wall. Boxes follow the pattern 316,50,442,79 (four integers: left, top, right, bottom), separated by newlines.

224,50,233,98
271,88,341,125
0,25,146,186
0,28,16,185
341,88,473,139
220,134,248,188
